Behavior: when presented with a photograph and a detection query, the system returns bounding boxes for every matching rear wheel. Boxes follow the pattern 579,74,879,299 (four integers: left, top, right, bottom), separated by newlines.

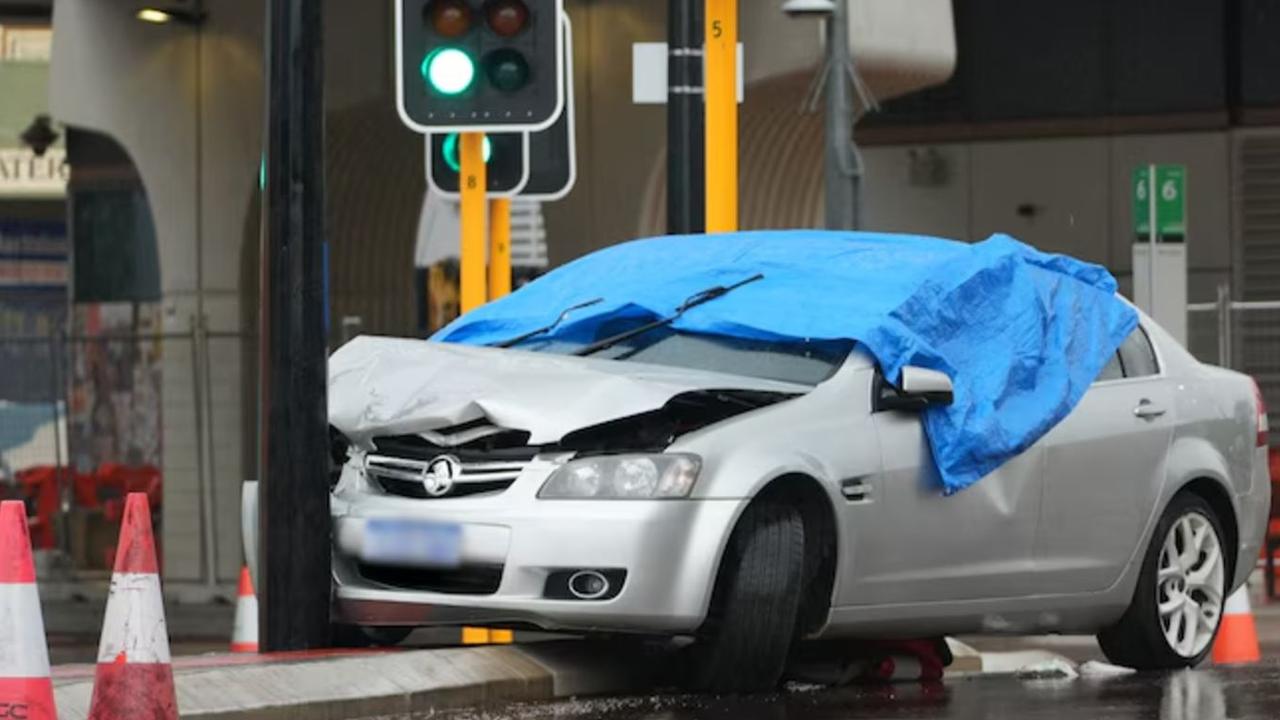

1098,493,1228,669
691,499,805,693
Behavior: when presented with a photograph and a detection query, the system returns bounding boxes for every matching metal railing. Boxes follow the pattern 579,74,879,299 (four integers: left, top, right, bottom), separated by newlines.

1188,283,1280,441
0,326,255,588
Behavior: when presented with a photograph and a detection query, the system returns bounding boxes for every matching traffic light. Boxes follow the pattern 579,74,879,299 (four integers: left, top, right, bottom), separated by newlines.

427,131,529,198
424,13,575,201
396,0,566,133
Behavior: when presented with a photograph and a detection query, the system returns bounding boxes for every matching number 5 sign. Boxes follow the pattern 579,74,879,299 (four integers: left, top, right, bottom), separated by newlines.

1132,164,1187,237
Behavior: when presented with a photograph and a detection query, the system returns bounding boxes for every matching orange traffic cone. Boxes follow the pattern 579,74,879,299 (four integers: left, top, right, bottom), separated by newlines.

0,500,57,720
1212,587,1261,665
87,493,178,719
230,565,258,653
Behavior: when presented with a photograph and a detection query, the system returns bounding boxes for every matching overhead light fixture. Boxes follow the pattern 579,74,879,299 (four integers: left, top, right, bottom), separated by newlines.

135,4,206,26
136,8,173,23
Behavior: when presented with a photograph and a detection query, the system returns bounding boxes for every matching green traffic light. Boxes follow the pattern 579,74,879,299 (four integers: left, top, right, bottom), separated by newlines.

422,47,476,96
442,133,493,173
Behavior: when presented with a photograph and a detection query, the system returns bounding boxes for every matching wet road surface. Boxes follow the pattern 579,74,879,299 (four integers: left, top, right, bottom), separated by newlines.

416,662,1280,720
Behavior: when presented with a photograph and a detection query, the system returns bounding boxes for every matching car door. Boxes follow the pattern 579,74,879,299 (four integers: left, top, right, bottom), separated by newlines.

1034,325,1174,593
837,370,1046,606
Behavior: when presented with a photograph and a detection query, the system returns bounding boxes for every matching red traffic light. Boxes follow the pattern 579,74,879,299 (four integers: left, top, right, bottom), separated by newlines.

426,0,472,38
485,0,529,38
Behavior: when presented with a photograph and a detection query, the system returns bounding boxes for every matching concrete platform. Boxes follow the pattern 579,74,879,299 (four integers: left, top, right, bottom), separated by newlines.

51,641,664,720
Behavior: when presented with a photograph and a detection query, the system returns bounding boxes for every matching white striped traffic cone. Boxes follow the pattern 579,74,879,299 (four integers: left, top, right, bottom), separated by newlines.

0,500,57,720
87,492,178,720
230,565,258,653
1212,586,1261,665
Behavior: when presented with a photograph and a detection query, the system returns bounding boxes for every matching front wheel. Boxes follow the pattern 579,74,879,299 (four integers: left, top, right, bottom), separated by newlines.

1098,493,1228,669
690,499,806,693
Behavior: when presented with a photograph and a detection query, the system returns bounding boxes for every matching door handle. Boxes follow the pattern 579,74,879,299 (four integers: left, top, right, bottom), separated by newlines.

841,477,873,503
1134,399,1166,420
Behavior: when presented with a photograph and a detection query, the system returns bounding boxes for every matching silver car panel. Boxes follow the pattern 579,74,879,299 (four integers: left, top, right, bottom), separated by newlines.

845,390,1045,605
1035,375,1174,593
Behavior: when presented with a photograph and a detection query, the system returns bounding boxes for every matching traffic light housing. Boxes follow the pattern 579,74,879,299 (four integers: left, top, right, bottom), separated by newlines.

397,0,565,133
519,12,576,200
427,132,529,198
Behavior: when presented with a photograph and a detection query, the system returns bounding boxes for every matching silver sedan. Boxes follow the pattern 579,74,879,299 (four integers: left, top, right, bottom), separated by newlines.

320,307,1269,692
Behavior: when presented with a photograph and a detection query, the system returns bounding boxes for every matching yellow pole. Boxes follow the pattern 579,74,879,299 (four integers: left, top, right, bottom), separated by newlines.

488,198,512,300
705,0,737,233
462,136,497,644
459,132,487,312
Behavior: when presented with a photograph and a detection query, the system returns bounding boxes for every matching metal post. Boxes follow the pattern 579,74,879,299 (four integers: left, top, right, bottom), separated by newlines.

460,132,488,312
704,0,737,233
1147,163,1158,315
1216,281,1232,369
824,0,859,230
488,198,512,300
667,0,705,234
193,315,218,589
259,0,331,650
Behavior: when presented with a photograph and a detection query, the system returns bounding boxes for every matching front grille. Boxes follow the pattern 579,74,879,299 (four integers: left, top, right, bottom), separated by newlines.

366,454,530,499
357,563,504,595
367,429,539,500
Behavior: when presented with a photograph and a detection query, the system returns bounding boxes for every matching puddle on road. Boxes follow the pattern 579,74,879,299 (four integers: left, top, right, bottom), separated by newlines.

372,664,1280,720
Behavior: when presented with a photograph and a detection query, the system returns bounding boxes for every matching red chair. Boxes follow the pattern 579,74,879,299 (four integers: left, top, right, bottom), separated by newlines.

14,466,64,550
97,464,162,522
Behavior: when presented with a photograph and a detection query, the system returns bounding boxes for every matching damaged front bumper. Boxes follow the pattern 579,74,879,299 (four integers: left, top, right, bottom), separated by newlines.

330,456,744,634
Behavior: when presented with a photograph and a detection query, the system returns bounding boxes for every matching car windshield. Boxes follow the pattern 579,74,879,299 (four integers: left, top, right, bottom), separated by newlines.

518,325,853,386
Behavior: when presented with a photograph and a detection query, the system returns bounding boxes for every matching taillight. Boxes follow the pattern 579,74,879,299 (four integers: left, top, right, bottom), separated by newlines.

1254,379,1269,447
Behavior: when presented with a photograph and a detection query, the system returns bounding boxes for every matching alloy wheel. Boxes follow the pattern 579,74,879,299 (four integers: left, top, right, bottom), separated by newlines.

1156,511,1225,658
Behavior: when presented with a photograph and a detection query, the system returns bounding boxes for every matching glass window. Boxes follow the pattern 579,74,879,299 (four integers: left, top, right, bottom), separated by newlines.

1118,327,1159,378
516,326,852,386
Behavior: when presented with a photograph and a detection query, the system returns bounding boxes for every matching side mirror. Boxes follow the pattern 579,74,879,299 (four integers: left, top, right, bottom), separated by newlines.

876,366,954,412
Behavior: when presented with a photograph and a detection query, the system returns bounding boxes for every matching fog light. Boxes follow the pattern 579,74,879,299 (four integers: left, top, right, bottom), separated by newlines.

568,570,610,600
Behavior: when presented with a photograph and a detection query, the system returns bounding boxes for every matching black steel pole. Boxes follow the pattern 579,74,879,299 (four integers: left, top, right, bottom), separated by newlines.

667,0,705,235
259,0,331,650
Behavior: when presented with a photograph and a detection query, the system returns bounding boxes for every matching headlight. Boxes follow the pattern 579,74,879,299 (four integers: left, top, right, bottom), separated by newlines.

539,454,701,499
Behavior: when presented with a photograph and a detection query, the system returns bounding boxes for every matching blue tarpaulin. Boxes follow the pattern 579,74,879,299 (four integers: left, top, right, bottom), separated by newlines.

434,230,1138,493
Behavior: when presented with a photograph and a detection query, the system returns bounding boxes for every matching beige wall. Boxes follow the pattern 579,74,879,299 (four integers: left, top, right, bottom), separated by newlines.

861,132,1233,304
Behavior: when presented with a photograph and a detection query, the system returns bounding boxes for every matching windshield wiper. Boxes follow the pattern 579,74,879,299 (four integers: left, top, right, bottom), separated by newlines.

492,297,604,348
573,273,764,357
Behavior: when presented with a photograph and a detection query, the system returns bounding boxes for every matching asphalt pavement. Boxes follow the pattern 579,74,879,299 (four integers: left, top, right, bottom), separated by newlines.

410,663,1280,720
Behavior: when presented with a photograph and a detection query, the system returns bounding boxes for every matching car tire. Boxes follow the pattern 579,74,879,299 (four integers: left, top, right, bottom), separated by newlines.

1097,492,1229,669
691,499,806,693
331,623,413,648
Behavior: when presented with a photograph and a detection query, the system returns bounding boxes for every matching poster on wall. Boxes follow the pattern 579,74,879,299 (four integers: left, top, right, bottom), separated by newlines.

66,302,163,472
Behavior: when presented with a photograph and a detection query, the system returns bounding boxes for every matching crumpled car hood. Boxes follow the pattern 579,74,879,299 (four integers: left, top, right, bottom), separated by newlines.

328,336,808,445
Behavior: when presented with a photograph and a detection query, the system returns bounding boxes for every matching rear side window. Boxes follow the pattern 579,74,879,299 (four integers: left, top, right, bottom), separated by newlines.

1118,327,1159,378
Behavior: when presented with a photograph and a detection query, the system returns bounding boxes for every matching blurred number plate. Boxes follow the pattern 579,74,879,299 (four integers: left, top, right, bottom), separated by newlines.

364,518,462,568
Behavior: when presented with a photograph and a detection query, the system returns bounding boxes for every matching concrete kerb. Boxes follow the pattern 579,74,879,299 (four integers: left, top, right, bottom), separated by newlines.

51,642,656,720
50,638,1091,718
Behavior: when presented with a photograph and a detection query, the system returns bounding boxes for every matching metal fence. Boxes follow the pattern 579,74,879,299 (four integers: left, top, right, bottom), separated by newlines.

1188,284,1280,442
0,327,255,588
